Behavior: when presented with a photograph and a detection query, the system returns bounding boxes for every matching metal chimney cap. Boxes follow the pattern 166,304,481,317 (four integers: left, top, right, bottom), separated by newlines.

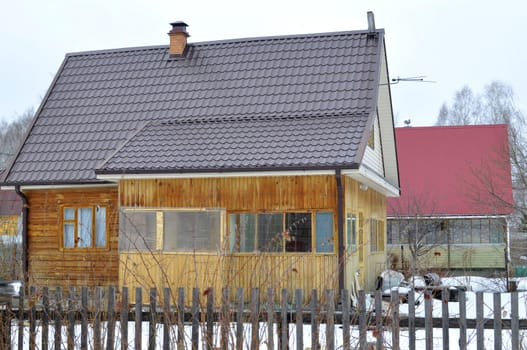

169,21,189,35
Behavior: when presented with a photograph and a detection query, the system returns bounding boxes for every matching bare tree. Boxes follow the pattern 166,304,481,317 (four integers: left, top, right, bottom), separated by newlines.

0,107,34,170
435,81,527,229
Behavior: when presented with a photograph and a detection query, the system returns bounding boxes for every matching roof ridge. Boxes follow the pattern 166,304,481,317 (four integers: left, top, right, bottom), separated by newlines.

158,111,368,125
65,28,384,57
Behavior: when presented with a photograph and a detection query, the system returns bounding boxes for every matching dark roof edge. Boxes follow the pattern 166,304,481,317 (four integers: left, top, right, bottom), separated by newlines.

353,32,384,164
0,179,115,187
95,164,360,176
65,28,386,57
0,55,71,184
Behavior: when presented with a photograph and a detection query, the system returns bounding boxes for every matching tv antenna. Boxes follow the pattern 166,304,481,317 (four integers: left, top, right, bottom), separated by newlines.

390,76,436,85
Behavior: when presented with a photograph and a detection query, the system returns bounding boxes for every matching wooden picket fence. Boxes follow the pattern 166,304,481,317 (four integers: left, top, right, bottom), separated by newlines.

0,286,526,350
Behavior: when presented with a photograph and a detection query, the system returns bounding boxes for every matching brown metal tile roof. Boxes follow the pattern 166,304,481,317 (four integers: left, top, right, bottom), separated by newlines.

2,29,384,184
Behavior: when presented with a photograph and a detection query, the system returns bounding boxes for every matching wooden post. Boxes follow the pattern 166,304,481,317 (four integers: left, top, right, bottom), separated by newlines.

441,288,449,350
42,287,49,350
206,289,214,350
311,289,319,350
135,288,142,350
424,290,433,350
106,287,116,350
493,292,501,350
121,287,128,350
80,287,88,350
267,288,275,350
341,289,350,350
29,286,36,350
358,290,366,350
326,290,335,350
250,288,260,350
476,292,484,350
408,290,415,350
295,289,303,350
191,288,199,350
149,288,157,350
54,287,63,350
280,289,288,350
391,289,399,350
458,290,467,350
67,286,75,350
236,288,244,350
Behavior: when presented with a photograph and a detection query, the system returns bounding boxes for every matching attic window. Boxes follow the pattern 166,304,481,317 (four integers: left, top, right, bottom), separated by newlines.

367,125,375,149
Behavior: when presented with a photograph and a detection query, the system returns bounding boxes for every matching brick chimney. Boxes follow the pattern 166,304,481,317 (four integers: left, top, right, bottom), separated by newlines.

168,21,189,56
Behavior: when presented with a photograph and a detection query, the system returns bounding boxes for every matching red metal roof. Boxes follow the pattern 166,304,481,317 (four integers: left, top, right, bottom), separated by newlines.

387,124,514,216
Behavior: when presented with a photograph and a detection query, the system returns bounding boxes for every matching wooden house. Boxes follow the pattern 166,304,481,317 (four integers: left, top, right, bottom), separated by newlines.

0,17,399,296
387,125,513,275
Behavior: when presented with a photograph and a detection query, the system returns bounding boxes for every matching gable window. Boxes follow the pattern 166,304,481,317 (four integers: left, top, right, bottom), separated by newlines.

229,211,334,254
119,208,223,253
62,206,107,249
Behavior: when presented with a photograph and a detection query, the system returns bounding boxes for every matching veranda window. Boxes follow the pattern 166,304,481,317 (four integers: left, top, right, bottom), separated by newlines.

119,209,223,253
229,211,334,254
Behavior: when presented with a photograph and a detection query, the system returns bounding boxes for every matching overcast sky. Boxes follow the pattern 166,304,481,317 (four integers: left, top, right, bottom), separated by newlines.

0,0,525,126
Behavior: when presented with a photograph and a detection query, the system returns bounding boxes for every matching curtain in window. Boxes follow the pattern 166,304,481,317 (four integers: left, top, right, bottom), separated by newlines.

77,208,93,248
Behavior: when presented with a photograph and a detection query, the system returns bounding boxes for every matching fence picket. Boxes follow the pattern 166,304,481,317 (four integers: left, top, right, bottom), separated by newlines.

191,288,199,349
18,286,24,350
311,289,319,350
424,289,432,350
374,290,383,350
250,288,259,350
177,288,184,350
280,289,288,350
235,288,244,350
358,290,366,350
206,288,214,350
121,287,128,350
459,290,467,350
163,288,170,350
341,289,350,350
441,288,449,350
326,289,335,350
135,287,142,350
511,291,519,350
295,289,303,350
476,291,484,350
80,287,88,350
267,288,274,350
391,289,399,350
221,287,229,350
94,287,102,350
29,286,36,350
42,287,49,350
493,292,501,350
54,287,62,350
408,290,415,350
67,286,75,350
106,287,116,350
149,288,157,350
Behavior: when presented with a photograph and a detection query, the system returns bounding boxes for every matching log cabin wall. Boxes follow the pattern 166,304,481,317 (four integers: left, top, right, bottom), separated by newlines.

26,186,119,287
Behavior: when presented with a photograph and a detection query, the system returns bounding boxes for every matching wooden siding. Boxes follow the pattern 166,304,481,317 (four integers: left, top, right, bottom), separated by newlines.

120,252,337,302
25,187,119,287
343,177,387,291
119,176,387,295
387,244,506,271
119,176,336,210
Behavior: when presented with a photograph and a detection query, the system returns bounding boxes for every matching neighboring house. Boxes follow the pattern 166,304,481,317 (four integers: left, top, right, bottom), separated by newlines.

387,125,513,275
0,190,22,239
0,17,399,296
0,189,22,279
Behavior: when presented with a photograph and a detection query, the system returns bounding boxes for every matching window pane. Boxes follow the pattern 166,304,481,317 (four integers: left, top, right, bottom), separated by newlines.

286,213,312,252
480,219,490,243
347,214,357,250
95,207,107,247
77,208,93,248
229,213,256,253
64,223,74,248
490,219,505,243
450,220,463,244
64,208,74,221
315,212,333,253
257,213,283,252
120,211,156,251
164,211,221,252
462,220,472,243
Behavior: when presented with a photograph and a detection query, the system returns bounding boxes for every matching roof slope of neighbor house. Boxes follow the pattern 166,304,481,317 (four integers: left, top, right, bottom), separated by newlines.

1,28,385,185
387,124,514,217
0,190,22,216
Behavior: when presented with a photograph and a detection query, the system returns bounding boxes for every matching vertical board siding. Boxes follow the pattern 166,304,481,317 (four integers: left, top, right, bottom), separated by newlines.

26,187,119,287
119,175,386,295
120,253,337,303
